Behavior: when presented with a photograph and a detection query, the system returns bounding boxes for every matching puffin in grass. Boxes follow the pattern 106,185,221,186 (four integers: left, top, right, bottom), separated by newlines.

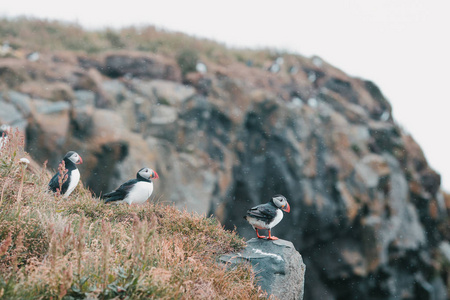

48,151,83,197
102,167,159,205
244,194,291,240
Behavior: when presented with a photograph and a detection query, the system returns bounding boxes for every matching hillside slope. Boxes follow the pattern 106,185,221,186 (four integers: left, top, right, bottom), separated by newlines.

0,131,263,299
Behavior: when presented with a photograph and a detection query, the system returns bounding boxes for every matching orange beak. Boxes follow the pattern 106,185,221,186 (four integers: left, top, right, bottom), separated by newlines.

282,202,290,213
77,156,83,164
152,171,159,179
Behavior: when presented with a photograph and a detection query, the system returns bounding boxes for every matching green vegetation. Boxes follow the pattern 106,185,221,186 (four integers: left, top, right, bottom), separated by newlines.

0,131,265,299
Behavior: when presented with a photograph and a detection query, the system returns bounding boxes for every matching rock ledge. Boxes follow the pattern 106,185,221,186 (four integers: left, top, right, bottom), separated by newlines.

220,238,305,300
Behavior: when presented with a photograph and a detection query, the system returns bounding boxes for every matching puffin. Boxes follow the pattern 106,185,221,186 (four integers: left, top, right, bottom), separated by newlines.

244,194,291,240
102,167,159,205
48,151,83,197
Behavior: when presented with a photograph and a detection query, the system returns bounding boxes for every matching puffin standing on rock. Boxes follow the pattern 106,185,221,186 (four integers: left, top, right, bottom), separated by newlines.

244,194,291,240
102,167,159,205
48,151,83,197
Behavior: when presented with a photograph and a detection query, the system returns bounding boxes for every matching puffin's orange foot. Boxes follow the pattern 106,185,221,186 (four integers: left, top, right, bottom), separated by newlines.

255,229,266,239
267,230,278,240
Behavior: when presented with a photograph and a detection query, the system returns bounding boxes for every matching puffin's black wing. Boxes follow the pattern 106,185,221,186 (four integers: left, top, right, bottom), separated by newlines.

102,179,138,202
245,204,278,223
48,172,69,194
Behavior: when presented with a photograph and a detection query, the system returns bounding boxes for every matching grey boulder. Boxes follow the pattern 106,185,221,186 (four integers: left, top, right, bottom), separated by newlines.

220,238,305,300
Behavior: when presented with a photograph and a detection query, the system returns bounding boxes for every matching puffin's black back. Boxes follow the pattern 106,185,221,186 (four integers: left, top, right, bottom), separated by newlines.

48,156,77,194
102,178,138,201
102,171,152,203
245,201,278,224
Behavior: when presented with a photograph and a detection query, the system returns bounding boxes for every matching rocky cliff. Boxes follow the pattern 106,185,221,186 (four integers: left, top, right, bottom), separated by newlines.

1,31,449,299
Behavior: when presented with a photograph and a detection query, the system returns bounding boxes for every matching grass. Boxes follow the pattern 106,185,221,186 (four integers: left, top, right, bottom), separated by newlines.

0,17,297,69
0,131,266,299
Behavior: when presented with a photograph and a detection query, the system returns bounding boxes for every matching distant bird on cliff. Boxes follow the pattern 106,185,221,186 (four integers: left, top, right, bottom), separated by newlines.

48,151,83,197
102,167,159,205
244,194,291,240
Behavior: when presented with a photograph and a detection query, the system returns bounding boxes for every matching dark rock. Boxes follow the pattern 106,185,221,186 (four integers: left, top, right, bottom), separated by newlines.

86,141,129,195
415,273,435,300
430,276,448,300
324,77,359,104
364,80,392,121
72,92,95,138
101,53,181,81
421,169,441,195
302,67,325,86
220,238,305,300
183,72,213,96
77,56,103,70
303,258,335,300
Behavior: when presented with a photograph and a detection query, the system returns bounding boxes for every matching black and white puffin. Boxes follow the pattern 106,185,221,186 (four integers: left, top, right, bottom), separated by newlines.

48,151,83,197
244,194,291,240
102,167,159,205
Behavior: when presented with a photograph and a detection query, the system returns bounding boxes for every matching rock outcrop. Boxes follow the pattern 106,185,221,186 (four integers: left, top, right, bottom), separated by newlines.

220,238,305,300
0,45,448,299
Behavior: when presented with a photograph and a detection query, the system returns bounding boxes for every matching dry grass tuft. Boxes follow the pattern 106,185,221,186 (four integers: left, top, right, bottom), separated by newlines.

0,131,265,299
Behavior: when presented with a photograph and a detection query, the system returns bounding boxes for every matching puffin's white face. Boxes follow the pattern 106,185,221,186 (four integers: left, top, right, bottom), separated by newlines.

272,195,290,212
138,167,159,180
66,151,83,165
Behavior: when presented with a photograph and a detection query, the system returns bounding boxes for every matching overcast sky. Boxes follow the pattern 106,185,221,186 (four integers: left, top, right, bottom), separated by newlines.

2,0,450,190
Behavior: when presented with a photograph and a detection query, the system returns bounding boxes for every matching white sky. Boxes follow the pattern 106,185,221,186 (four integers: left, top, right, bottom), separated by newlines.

2,0,450,191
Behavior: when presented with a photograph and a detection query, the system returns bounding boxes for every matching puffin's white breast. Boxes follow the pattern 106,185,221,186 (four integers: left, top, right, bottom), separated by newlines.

64,169,80,198
269,209,284,229
246,209,284,230
125,181,153,205
0,137,8,149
